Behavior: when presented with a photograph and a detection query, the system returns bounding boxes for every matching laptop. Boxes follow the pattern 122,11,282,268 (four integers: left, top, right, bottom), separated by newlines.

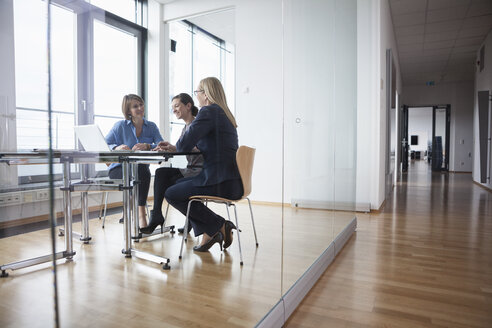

74,125,111,152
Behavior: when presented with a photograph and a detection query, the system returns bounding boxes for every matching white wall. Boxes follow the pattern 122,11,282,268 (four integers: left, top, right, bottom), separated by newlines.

408,107,432,152
162,0,284,203
356,0,403,211
161,0,399,211
401,82,474,172
473,30,492,188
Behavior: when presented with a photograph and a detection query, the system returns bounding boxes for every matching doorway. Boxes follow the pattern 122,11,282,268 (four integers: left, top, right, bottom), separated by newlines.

400,104,451,172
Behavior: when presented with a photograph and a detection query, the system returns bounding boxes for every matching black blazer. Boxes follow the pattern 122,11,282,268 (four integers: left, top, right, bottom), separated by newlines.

176,104,240,186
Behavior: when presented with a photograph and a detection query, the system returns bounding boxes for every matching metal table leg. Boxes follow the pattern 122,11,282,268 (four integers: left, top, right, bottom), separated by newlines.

79,164,91,243
132,164,140,241
1,159,76,277
122,160,132,257
121,160,171,270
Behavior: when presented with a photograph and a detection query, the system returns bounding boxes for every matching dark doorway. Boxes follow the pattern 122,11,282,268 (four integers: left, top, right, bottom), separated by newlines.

400,104,451,173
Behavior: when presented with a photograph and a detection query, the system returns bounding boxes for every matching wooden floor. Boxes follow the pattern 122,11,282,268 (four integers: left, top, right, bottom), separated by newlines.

0,195,354,327
286,160,492,327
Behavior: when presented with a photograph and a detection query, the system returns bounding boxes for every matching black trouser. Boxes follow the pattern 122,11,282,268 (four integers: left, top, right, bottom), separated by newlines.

109,164,150,206
152,167,183,216
165,178,243,237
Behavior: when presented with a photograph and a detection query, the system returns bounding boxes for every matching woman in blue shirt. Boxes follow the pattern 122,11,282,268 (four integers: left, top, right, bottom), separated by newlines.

165,77,242,252
105,94,163,228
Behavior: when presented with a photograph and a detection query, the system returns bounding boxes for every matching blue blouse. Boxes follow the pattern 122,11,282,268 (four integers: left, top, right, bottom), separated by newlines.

105,118,164,170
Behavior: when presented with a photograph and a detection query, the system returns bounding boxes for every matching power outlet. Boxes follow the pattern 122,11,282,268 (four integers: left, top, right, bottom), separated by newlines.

36,190,49,201
0,192,21,207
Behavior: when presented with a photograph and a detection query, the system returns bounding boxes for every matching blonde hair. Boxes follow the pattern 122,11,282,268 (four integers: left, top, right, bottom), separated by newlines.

122,94,144,120
200,77,237,128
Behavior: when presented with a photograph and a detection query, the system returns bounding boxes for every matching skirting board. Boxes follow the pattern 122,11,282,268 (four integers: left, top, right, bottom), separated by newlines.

291,199,370,213
256,216,357,327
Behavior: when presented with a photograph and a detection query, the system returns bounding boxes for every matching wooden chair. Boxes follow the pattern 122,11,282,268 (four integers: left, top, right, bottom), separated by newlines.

179,145,258,265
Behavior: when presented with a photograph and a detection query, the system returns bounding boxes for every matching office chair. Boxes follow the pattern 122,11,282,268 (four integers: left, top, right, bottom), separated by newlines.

179,145,258,265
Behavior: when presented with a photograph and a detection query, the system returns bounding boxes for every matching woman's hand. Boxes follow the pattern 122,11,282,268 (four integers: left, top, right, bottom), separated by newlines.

114,144,131,151
153,141,176,152
132,143,150,151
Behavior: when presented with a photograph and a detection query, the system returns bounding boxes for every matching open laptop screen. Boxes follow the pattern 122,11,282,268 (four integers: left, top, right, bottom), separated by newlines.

74,125,110,152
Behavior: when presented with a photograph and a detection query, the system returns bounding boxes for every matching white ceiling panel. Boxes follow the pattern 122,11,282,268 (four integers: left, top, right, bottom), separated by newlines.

426,6,468,23
396,24,426,36
423,39,456,49
393,11,426,27
425,20,462,33
448,57,476,65
398,34,425,45
391,0,488,86
399,43,424,53
449,51,477,59
454,36,486,46
422,48,455,56
424,30,459,42
462,15,492,29
458,25,492,38
428,0,472,11
390,0,428,15
453,44,482,52
467,0,492,16
401,54,450,63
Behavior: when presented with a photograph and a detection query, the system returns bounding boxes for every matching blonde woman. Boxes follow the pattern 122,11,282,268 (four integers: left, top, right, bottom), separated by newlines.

165,77,241,252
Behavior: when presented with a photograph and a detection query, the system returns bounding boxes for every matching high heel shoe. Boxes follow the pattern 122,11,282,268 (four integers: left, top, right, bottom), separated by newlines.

140,210,164,234
193,231,224,252
223,221,237,249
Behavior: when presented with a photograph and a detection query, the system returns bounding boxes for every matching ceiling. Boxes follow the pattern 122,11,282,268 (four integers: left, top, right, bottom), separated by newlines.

390,0,492,86
187,9,235,44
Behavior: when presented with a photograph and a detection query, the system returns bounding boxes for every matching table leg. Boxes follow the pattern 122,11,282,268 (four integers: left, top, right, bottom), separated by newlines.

122,160,132,257
63,160,75,260
132,164,140,240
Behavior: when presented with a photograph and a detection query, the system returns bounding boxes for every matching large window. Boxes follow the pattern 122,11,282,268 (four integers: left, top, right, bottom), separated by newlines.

168,20,235,144
14,0,76,180
13,0,147,182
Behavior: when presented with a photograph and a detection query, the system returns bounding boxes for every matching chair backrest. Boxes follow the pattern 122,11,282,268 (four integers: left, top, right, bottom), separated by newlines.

236,145,255,198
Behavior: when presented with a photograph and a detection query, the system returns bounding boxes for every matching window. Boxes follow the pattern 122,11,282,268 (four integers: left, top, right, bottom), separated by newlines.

13,0,147,183
168,20,235,144
14,0,76,181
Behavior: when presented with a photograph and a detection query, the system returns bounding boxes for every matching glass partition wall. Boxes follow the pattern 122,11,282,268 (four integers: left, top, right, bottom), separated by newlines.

1,0,357,326
282,0,357,298
1,0,60,326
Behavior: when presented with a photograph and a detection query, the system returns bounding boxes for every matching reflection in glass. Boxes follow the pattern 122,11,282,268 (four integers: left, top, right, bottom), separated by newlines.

283,0,357,295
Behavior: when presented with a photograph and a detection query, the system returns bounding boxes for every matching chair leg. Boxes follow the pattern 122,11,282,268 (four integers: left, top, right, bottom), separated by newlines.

247,197,259,247
102,192,109,228
179,200,194,260
98,192,105,219
232,204,243,266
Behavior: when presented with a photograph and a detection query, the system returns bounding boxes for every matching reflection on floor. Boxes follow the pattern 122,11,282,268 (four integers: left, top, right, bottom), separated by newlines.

286,164,492,327
0,201,355,327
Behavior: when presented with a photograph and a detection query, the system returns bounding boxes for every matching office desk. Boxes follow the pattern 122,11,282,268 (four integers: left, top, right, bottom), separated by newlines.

0,150,198,276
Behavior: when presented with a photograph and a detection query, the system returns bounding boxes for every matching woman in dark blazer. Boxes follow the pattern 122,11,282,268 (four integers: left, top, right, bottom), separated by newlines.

165,77,242,252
